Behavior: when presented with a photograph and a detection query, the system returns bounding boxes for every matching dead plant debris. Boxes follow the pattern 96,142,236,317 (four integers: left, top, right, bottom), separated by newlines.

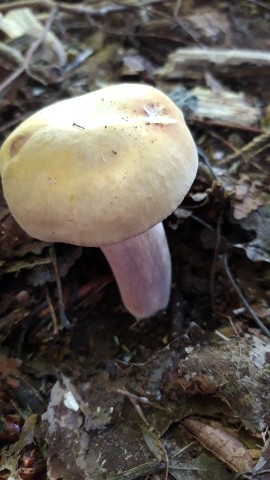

0,1,270,479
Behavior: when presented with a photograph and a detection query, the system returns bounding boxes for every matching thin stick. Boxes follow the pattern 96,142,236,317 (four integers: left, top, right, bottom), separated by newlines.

45,286,59,335
223,253,270,338
197,146,217,180
220,130,270,165
0,0,127,14
115,388,167,411
210,211,223,313
248,0,270,11
50,247,71,329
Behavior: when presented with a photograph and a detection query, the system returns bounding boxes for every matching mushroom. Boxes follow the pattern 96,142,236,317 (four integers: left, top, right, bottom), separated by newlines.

0,84,198,318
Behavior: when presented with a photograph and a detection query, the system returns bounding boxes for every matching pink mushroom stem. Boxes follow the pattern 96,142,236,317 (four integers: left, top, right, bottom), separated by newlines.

101,222,171,319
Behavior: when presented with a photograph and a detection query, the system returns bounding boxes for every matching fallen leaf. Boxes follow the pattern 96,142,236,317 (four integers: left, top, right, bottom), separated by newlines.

182,418,253,473
0,355,22,388
233,175,266,220
235,204,270,263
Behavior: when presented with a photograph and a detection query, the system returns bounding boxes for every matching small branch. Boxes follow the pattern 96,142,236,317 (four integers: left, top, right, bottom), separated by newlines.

210,211,223,314
197,146,217,180
50,247,71,329
0,0,53,10
45,285,59,335
115,388,167,411
220,130,270,165
128,396,150,427
173,0,182,18
222,253,270,338
148,4,204,47
0,0,127,14
248,0,270,11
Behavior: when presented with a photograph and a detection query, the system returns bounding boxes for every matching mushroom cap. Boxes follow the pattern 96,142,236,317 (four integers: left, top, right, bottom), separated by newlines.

0,84,198,246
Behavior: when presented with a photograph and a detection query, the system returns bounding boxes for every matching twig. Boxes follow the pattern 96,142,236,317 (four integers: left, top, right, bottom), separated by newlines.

148,5,204,47
0,0,128,14
0,0,53,10
173,0,182,18
222,253,270,338
248,0,270,11
191,214,217,232
115,388,167,411
0,6,58,95
128,396,150,426
116,388,169,478
45,286,59,335
49,247,71,329
210,211,223,314
207,129,240,156
191,215,230,250
197,146,217,180
214,330,230,342
18,375,47,410
220,130,270,165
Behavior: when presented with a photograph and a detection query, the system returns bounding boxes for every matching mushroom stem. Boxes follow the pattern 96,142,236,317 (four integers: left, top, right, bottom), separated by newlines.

101,222,171,319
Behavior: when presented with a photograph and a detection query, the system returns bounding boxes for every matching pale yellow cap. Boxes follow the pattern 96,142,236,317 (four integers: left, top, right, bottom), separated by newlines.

0,84,198,246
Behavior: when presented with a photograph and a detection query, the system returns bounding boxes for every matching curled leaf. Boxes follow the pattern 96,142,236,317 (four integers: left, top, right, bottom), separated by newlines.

182,418,253,473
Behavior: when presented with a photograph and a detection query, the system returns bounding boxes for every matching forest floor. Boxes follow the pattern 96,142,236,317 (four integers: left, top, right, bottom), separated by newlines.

0,1,270,479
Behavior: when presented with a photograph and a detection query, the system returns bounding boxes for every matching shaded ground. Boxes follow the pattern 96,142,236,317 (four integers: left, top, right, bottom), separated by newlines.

0,1,270,479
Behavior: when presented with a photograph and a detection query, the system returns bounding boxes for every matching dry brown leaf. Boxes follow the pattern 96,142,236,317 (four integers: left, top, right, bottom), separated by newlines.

182,417,254,473
141,424,166,462
178,337,270,430
0,355,22,388
233,175,266,220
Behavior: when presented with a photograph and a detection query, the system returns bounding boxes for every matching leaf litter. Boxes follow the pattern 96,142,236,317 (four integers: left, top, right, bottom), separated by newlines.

0,1,270,479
